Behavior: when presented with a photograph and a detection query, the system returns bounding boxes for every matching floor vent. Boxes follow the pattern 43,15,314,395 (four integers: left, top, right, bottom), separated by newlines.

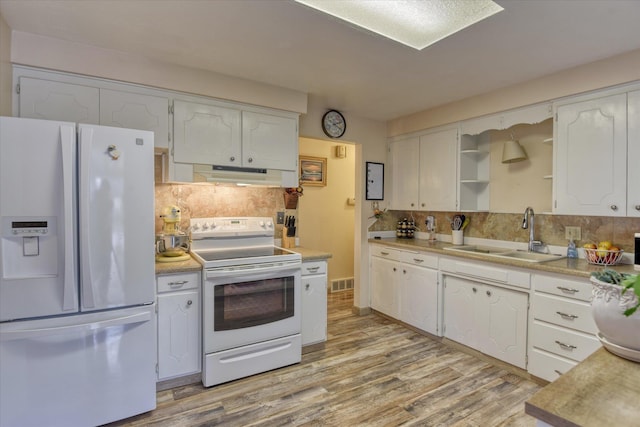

330,277,354,293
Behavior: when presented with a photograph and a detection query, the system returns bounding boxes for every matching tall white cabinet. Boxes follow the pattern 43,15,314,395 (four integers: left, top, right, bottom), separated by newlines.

628,90,640,217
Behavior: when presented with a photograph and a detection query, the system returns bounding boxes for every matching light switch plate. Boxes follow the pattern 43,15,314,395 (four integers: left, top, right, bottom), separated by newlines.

565,226,581,241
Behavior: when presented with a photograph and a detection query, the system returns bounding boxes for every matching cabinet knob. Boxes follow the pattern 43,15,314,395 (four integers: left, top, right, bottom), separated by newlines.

248,157,253,163
305,284,310,290
472,287,477,293
410,203,415,207
393,267,397,272
486,290,492,297
610,204,618,211
230,156,236,162
403,269,406,274
635,205,640,211
187,300,193,306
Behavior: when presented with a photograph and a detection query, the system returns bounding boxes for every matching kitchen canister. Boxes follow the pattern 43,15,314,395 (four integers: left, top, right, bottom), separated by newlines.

452,230,464,245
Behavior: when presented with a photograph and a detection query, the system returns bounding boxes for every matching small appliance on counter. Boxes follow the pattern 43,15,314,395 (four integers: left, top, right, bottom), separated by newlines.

156,205,191,262
396,218,415,239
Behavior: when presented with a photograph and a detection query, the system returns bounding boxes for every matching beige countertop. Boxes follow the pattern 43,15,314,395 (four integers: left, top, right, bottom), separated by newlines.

369,237,638,279
525,348,640,426
155,247,332,275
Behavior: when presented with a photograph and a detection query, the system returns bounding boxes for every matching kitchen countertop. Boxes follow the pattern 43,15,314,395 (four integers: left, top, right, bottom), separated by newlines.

525,348,640,426
369,238,638,279
155,247,332,274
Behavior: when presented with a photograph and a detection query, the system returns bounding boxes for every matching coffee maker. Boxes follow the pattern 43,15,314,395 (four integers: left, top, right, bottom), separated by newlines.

155,205,190,262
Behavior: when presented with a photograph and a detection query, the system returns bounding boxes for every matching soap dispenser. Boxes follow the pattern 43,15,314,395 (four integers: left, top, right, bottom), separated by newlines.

567,239,578,258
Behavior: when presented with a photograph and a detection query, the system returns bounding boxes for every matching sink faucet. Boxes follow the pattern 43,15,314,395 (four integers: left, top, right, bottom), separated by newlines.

522,207,543,252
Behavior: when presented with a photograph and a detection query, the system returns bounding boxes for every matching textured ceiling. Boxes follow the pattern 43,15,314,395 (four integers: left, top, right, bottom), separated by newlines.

1,0,640,121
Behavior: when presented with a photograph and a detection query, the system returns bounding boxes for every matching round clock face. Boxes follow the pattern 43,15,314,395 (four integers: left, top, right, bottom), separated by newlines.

322,110,346,138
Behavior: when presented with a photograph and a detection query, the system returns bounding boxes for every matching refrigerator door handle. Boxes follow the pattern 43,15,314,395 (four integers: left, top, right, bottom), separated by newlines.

0,310,151,342
78,126,96,308
60,124,77,311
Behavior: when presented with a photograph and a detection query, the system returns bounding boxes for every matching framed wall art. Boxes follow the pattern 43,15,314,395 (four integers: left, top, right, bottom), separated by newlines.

299,156,327,186
366,162,384,200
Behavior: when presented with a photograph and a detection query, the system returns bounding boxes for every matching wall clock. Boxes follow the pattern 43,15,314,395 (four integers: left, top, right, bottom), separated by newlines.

322,110,346,138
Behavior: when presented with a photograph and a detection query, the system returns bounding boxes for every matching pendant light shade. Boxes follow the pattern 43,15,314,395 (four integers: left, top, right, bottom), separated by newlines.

502,140,528,163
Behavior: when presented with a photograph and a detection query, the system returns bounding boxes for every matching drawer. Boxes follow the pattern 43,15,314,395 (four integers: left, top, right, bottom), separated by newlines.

398,250,438,269
533,274,592,302
528,347,577,382
530,320,601,362
532,293,597,334
302,261,327,276
157,272,200,293
370,245,403,262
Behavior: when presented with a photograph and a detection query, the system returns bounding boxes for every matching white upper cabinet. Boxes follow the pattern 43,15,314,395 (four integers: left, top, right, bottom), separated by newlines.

554,93,627,216
628,90,640,217
100,89,170,149
19,77,100,124
418,128,458,211
173,100,242,166
390,136,420,210
390,127,458,211
242,111,297,171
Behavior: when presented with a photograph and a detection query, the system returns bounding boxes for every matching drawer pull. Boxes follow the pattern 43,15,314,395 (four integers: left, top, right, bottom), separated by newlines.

557,286,579,294
472,287,478,293
168,280,188,287
486,290,492,297
305,266,320,273
403,269,407,274
380,251,390,256
554,369,564,376
305,284,310,290
413,258,424,263
187,300,193,306
555,340,577,351
556,311,578,320
393,267,397,272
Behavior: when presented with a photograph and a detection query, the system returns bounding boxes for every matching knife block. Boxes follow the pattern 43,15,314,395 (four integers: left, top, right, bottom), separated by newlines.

282,228,295,248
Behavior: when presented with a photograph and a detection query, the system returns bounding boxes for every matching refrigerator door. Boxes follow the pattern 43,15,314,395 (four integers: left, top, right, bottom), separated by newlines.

0,304,157,427
0,117,78,321
78,124,155,311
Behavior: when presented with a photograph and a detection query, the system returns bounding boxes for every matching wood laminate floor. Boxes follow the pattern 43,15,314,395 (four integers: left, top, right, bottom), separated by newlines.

109,290,541,426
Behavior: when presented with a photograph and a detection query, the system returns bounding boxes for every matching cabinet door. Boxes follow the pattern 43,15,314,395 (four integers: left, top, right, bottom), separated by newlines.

242,111,297,171
370,256,398,318
400,264,439,335
301,274,327,346
390,137,419,210
418,128,458,211
443,276,479,350
173,100,241,166
100,89,170,149
554,94,627,216
157,290,200,380
19,77,99,124
628,90,640,217
481,285,528,369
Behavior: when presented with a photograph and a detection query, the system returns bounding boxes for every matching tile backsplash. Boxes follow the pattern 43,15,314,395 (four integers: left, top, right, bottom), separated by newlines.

155,184,290,233
371,210,640,252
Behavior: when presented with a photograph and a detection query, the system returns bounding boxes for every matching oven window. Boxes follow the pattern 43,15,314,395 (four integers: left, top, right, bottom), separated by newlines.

214,276,295,331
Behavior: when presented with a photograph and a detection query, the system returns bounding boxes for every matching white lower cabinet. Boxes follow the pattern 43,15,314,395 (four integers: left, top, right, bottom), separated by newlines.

156,271,201,381
443,275,529,369
301,260,328,346
528,273,600,382
370,245,440,336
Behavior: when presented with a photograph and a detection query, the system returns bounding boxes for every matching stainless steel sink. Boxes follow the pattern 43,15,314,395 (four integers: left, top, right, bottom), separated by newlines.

444,245,565,263
444,245,512,255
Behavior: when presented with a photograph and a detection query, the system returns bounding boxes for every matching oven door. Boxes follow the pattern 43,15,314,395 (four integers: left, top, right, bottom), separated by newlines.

203,261,301,354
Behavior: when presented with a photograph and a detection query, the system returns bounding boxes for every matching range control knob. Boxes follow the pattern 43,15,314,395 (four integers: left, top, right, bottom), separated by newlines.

191,223,200,231
202,222,210,230
259,221,265,227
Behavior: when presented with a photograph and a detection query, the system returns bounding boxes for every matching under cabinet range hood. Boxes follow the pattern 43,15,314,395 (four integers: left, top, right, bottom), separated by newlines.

191,164,296,187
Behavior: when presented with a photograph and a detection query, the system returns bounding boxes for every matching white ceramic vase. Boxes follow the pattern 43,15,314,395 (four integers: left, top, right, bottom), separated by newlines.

591,276,640,360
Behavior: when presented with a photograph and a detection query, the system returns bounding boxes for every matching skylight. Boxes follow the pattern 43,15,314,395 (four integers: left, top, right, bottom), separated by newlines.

295,0,504,50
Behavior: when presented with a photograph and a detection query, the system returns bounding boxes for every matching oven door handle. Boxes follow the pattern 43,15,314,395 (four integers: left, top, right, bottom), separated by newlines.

205,262,300,279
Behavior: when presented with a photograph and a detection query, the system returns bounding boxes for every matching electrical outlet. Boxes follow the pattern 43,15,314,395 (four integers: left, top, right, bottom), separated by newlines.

276,211,285,224
565,226,581,241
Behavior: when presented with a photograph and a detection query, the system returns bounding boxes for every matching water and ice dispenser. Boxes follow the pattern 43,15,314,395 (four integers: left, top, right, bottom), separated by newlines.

1,217,58,279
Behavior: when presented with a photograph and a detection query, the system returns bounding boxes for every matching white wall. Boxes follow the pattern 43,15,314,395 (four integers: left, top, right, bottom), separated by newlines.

0,14,11,116
298,138,355,284
388,48,640,136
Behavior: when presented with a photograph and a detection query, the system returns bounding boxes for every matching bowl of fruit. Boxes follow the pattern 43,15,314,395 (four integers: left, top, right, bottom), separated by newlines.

583,241,624,266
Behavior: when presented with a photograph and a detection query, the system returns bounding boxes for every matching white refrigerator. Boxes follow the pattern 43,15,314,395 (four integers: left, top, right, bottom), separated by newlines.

0,117,156,427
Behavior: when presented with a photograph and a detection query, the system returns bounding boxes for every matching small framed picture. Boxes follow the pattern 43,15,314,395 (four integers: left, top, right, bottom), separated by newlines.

366,162,384,200
299,156,327,186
